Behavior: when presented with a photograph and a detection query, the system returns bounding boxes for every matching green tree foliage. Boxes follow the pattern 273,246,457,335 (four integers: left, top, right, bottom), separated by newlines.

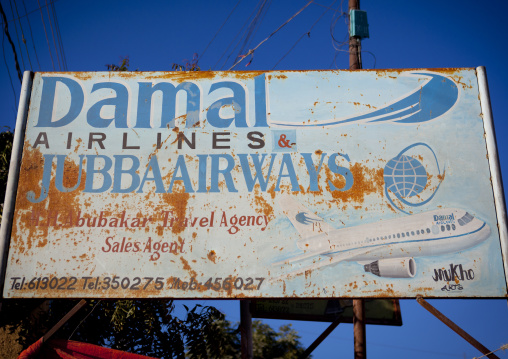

172,53,201,72
0,299,232,358
0,299,308,358
252,321,307,359
106,56,136,72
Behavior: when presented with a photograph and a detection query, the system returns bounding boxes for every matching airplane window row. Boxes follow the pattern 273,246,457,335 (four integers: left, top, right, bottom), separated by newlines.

365,228,433,243
458,212,474,226
361,219,462,246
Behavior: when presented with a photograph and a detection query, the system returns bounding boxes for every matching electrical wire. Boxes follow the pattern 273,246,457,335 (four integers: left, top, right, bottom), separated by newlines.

198,0,241,64
362,49,376,68
312,1,342,12
244,0,273,54
68,300,102,340
13,0,32,70
272,0,337,70
0,2,22,82
329,47,348,69
8,0,25,71
327,0,351,69
22,0,41,70
242,0,273,64
2,28,18,110
216,1,261,70
6,0,61,24
234,0,269,63
228,0,314,70
45,0,61,70
328,0,376,70
51,1,67,70
330,0,347,51
36,0,55,70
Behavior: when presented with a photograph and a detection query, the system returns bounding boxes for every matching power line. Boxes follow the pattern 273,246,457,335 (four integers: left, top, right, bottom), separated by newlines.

6,0,62,24
330,0,348,51
216,1,260,70
198,0,242,64
0,2,22,82
234,0,269,64
2,30,18,111
361,50,376,68
37,0,55,70
45,0,61,70
328,0,348,68
51,1,67,70
272,0,337,70
228,0,314,70
22,0,41,70
8,0,25,71
243,0,273,56
312,1,343,11
13,0,33,70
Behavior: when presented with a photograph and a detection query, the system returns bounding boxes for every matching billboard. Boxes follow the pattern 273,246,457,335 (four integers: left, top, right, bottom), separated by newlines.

251,299,402,325
1,68,507,298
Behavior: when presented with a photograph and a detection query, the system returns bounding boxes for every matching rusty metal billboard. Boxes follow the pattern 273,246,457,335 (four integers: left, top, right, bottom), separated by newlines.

1,67,507,298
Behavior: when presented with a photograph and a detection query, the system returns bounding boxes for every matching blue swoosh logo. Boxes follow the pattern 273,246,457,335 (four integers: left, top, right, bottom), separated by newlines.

272,72,459,128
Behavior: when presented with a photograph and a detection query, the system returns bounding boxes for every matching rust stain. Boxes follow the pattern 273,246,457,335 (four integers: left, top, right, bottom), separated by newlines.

165,186,190,235
207,250,216,263
13,143,86,254
180,256,197,278
326,162,384,204
267,184,277,200
253,194,274,219
135,70,265,83
44,68,471,85
61,72,94,81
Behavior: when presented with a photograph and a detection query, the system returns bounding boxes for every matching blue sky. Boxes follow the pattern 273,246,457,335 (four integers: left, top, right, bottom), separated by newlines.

1,0,507,357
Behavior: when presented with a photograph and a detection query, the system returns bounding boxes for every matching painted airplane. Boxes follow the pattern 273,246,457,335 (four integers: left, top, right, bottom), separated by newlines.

272,196,491,280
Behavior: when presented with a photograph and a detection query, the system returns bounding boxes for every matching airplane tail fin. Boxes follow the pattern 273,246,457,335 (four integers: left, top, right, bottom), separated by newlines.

278,195,333,239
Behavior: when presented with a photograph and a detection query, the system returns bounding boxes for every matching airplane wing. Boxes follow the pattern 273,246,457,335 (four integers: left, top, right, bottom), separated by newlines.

278,195,335,239
270,245,385,282
272,246,332,266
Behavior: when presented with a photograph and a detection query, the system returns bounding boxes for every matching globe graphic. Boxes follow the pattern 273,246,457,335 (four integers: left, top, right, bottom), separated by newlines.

383,155,427,198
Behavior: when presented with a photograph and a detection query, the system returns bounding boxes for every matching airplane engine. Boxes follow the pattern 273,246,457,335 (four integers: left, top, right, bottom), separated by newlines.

364,257,416,278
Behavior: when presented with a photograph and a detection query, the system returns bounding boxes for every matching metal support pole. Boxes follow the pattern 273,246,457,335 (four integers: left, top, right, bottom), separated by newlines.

0,71,33,306
416,296,499,359
43,299,87,343
240,299,253,359
353,299,366,359
300,317,341,359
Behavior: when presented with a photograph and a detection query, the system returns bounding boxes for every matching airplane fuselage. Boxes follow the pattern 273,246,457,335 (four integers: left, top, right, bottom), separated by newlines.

298,208,490,262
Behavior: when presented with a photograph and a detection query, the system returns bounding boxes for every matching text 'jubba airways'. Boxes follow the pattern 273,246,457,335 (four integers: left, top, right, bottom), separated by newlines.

27,75,354,202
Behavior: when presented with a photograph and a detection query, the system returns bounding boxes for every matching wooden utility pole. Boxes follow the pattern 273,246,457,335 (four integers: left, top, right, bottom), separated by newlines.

353,299,366,358
349,0,362,70
240,300,253,359
349,0,365,356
